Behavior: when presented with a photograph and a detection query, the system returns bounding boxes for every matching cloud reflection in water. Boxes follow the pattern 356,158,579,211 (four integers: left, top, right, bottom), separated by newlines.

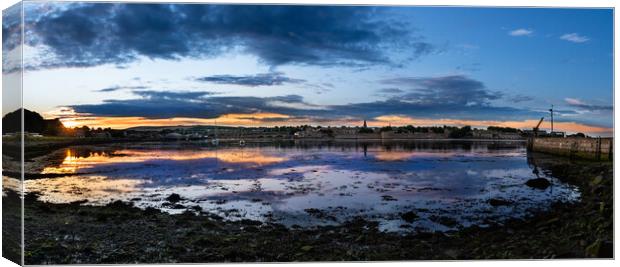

26,141,580,232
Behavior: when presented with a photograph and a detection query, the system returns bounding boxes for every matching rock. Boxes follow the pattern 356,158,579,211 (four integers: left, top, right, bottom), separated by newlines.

144,207,160,215
591,175,603,185
525,178,551,189
240,219,263,226
209,214,223,220
165,193,182,203
400,211,418,223
107,200,131,208
190,205,203,212
381,195,397,201
444,249,458,259
244,226,260,232
430,216,459,228
162,202,185,209
69,200,89,206
488,198,512,207
304,208,322,215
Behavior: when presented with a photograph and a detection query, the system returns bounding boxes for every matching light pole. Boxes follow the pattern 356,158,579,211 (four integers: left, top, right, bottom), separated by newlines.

549,105,554,133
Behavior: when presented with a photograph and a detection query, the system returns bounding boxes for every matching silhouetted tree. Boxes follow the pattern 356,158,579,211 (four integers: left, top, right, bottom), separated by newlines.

487,126,520,133
2,108,67,135
379,126,393,132
568,132,586,138
43,118,65,136
449,126,473,138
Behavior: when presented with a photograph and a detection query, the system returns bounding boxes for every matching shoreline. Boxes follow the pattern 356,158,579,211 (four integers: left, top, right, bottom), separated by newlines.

2,152,612,263
5,137,526,160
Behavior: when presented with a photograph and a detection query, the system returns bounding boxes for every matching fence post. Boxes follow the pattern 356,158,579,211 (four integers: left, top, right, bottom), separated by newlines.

570,141,577,159
609,138,613,161
596,137,602,161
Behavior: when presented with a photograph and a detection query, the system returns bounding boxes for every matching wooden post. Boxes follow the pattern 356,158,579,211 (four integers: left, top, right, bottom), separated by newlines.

570,141,577,159
596,137,602,161
608,138,613,161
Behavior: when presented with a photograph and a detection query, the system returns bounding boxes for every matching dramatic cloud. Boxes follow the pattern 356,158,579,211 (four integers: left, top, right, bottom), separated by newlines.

95,85,149,92
70,91,329,119
69,76,542,123
376,88,405,94
196,72,306,87
509,94,534,103
2,6,21,53
19,3,436,70
560,33,589,43
2,4,24,73
380,75,503,106
509,28,533,36
133,90,218,100
565,98,612,111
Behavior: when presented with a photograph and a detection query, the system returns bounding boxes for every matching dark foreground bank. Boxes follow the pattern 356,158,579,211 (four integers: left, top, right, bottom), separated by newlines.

3,153,612,264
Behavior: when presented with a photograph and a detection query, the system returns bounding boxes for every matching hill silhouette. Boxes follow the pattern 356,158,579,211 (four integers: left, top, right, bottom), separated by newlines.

2,108,66,135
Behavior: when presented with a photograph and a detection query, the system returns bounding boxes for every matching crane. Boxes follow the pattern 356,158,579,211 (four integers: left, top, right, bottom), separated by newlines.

533,117,544,136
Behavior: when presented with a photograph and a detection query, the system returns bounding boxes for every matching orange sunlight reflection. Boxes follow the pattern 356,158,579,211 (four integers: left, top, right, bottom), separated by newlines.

42,148,287,174
25,176,144,204
2,176,21,194
373,151,455,161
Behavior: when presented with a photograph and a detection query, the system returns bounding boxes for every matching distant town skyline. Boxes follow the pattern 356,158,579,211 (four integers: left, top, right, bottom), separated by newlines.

2,3,613,135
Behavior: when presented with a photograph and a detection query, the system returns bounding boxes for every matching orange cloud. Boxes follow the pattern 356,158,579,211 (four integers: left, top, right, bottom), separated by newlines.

54,112,292,129
373,115,612,135
45,107,611,136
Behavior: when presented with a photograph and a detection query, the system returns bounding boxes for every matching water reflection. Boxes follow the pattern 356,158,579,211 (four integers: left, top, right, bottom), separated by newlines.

42,147,287,175
27,176,145,203
2,176,21,196
25,141,579,232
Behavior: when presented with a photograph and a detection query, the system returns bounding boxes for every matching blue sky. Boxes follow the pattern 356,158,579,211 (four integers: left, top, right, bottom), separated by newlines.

2,3,614,134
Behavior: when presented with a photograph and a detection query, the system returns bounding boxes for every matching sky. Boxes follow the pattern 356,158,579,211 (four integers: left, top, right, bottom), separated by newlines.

2,3,614,135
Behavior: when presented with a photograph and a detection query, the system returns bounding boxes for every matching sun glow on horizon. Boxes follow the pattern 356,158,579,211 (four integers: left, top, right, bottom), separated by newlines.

372,115,613,135
40,107,613,137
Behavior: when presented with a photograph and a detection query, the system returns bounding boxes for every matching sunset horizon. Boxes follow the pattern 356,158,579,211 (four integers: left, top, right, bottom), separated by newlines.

40,109,613,136
1,3,612,136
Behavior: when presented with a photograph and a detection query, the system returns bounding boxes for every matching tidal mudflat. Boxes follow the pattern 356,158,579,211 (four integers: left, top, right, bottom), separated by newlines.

24,140,579,232
1,140,611,263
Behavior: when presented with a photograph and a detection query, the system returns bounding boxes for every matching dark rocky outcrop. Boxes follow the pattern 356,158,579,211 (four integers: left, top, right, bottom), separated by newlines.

525,178,551,189
165,193,182,203
488,198,512,207
400,211,418,223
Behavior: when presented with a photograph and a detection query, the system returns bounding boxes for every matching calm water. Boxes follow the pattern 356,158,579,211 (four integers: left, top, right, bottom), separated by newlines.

25,141,579,232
